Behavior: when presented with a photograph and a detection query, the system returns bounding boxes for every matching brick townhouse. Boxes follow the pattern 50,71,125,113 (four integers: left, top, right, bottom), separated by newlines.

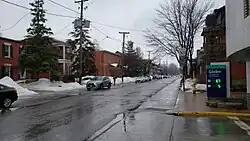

95,50,121,76
0,37,22,81
197,6,246,90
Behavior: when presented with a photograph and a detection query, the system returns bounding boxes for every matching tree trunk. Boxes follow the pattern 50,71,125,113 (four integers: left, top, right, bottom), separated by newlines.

189,58,193,79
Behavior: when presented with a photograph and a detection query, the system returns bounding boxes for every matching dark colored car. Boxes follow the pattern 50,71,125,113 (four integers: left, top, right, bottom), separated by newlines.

86,76,112,91
0,84,18,108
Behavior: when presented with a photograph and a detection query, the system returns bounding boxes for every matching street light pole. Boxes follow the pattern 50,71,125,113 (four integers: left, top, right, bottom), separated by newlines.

119,31,129,83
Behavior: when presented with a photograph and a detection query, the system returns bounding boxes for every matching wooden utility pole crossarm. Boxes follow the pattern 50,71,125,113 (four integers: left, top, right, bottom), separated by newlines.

119,31,129,83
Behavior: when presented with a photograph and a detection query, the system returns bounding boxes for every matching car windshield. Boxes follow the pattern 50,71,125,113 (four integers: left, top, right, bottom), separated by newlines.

82,77,92,80
91,76,104,81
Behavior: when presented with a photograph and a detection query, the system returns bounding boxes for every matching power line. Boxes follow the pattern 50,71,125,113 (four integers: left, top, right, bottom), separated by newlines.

91,21,145,32
46,0,80,14
91,24,109,38
91,24,148,46
54,22,72,35
0,12,30,31
91,24,122,42
1,0,30,10
1,0,146,32
0,0,77,18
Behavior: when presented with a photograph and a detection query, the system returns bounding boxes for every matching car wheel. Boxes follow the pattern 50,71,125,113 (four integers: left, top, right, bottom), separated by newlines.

99,84,104,90
3,98,12,108
108,83,111,89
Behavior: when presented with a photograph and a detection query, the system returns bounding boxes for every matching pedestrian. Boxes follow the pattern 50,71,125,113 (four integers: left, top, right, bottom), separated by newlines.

113,76,117,85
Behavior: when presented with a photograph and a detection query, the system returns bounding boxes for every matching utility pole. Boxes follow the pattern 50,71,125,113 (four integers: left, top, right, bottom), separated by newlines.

119,31,129,83
147,50,152,60
75,0,88,84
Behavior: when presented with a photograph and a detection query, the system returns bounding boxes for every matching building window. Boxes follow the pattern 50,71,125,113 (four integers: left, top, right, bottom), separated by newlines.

244,0,250,18
3,65,12,77
2,43,13,58
66,48,71,53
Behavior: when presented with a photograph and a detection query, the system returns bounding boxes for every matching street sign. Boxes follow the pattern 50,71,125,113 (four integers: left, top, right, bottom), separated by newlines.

206,65,227,98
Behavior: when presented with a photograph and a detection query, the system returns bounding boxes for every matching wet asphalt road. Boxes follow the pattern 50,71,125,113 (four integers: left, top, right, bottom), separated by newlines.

0,77,250,141
0,77,177,141
93,80,250,141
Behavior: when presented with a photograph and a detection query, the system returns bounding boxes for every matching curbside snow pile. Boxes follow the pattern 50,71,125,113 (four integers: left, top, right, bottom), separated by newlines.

108,77,136,84
27,78,85,92
0,76,38,96
184,78,206,92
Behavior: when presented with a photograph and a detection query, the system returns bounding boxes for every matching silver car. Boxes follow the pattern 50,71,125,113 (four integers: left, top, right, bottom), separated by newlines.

86,76,112,91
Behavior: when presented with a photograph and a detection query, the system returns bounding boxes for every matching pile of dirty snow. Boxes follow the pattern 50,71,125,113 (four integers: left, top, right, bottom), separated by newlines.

184,78,207,92
27,78,85,92
0,76,38,96
109,77,136,84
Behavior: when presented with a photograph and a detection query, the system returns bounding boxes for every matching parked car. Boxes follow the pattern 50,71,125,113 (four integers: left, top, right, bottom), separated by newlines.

153,75,162,79
0,84,18,108
145,76,152,82
81,76,95,85
86,76,112,91
163,75,168,79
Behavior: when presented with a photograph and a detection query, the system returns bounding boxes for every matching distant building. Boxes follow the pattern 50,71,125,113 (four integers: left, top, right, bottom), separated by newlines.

195,47,206,83
200,5,246,89
0,37,22,80
95,50,121,76
52,39,73,76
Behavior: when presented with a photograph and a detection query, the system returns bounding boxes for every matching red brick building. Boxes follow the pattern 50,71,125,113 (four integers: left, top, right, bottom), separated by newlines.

0,37,22,81
95,50,121,76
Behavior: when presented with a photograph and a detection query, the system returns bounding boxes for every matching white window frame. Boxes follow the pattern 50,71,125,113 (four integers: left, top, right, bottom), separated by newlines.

3,42,11,58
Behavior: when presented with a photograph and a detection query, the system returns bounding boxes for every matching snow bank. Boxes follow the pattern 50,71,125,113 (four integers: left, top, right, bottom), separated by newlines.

0,77,38,96
184,78,207,92
109,77,136,84
27,78,85,92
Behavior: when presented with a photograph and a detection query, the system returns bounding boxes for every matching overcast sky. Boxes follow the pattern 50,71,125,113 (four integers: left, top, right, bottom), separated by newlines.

0,0,225,64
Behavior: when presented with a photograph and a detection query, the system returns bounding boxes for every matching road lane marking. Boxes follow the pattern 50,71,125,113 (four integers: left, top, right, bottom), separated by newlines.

228,116,250,136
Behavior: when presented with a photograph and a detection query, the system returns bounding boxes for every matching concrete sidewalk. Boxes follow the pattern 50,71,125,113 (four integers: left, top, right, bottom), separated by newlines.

175,91,250,114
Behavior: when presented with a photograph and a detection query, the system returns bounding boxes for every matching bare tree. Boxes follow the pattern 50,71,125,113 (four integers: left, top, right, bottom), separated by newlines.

145,0,213,76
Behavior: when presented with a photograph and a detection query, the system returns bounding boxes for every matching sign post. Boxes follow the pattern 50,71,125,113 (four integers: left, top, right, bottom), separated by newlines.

206,64,228,99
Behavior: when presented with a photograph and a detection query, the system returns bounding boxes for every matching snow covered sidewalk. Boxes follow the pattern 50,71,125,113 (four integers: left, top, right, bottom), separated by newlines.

27,78,85,92
0,77,38,97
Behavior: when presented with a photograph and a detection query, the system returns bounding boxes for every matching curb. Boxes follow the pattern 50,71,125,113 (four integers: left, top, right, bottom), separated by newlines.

166,112,250,118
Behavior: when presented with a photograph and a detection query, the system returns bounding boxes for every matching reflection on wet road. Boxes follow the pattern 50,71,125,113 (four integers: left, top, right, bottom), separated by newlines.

96,111,250,141
0,78,176,141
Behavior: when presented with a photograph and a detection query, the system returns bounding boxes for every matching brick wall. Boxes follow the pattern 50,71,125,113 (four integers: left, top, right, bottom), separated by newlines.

0,37,22,81
95,51,121,76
